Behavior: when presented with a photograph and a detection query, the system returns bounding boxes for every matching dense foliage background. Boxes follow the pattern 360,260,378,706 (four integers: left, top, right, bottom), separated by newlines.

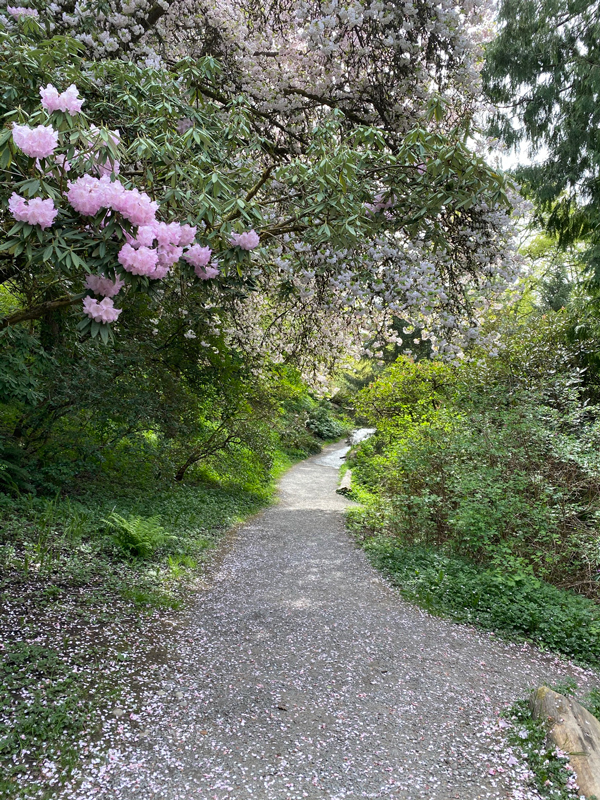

348,253,600,665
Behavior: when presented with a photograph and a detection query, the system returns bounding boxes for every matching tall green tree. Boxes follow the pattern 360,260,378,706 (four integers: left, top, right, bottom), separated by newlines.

483,0,600,279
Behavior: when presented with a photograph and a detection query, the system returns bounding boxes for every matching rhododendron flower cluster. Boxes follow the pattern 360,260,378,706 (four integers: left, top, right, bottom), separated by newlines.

118,244,159,276
67,175,113,216
85,274,125,297
194,264,220,280
183,244,212,268
131,221,197,249
122,220,203,278
67,175,158,225
365,194,395,215
230,230,260,250
7,6,38,18
156,243,182,271
82,296,122,323
9,193,58,229
109,186,158,226
40,84,84,116
183,245,218,279
12,124,58,159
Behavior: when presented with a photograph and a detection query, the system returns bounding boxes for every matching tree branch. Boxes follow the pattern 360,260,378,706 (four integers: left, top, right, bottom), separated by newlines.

220,166,274,225
1,295,81,330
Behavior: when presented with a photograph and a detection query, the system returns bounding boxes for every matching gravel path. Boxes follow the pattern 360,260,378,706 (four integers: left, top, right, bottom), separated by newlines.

68,440,599,800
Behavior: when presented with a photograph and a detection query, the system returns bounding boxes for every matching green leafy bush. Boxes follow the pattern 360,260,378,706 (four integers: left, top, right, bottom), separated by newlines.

361,538,600,667
306,403,346,440
351,354,600,594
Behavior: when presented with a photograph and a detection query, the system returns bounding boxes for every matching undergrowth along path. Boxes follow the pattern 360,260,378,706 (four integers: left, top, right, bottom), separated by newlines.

64,441,599,800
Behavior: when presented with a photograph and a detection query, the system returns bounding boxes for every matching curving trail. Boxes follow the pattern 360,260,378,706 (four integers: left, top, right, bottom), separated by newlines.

70,441,598,800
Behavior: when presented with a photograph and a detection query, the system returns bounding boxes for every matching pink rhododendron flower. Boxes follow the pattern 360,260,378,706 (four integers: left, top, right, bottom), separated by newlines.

8,193,58,229
82,296,122,324
67,176,155,225
183,244,212,268
7,6,39,17
132,225,155,248
194,264,220,280
153,221,182,247
133,221,195,249
229,229,260,250
8,193,27,218
67,175,112,216
178,224,197,246
110,187,157,226
131,220,196,247
12,124,58,159
117,243,159,276
40,84,84,116
85,274,125,297
157,244,183,269
151,265,170,280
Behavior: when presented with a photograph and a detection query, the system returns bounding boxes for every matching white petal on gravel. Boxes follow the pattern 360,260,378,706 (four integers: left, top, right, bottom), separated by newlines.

58,441,599,800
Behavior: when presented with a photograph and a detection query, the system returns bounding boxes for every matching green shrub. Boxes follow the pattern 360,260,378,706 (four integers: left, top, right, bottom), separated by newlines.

350,355,600,593
306,404,346,440
361,537,600,667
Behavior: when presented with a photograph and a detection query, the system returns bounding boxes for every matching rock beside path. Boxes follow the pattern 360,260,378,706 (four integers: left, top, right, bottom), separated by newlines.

336,468,352,495
531,686,600,799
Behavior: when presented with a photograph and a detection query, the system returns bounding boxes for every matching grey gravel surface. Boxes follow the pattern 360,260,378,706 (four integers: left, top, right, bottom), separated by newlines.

65,440,599,800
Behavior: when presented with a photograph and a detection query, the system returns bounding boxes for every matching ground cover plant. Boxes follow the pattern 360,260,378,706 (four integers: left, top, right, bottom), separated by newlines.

353,539,600,668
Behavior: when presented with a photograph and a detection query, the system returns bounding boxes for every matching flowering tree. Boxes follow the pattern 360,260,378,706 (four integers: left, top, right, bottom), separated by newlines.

1,1,519,370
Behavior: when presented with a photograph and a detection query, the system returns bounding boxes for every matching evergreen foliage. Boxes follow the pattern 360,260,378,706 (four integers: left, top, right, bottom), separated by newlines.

483,0,600,281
